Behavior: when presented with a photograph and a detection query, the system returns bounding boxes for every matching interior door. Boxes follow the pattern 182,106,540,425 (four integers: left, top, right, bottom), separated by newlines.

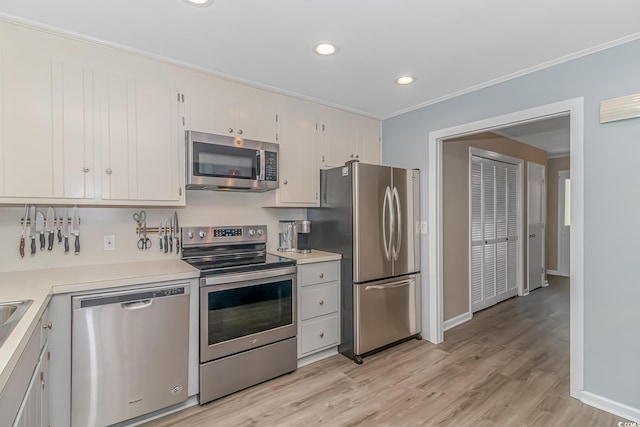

557,170,571,276
470,156,520,312
353,162,393,283
391,168,420,276
527,162,545,291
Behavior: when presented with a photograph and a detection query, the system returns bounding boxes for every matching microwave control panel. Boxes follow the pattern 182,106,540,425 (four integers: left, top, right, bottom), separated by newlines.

264,151,278,181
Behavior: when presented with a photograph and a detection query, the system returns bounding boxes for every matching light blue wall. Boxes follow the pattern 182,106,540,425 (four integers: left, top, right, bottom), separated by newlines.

383,39,640,409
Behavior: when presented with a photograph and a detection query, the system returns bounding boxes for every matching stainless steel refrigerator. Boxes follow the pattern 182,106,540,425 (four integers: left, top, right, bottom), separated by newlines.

308,162,421,364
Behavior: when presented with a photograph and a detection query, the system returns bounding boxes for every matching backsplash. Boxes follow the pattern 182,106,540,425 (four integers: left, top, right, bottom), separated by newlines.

0,191,304,273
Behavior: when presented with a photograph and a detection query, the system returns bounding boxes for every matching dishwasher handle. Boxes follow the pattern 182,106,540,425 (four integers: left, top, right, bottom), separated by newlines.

121,299,153,310
73,285,188,309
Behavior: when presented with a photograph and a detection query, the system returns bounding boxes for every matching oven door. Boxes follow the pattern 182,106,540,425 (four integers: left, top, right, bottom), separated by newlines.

200,267,297,362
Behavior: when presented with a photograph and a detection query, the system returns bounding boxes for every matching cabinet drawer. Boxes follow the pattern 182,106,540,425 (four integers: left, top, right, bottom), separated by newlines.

299,261,339,286
300,315,339,355
300,282,338,320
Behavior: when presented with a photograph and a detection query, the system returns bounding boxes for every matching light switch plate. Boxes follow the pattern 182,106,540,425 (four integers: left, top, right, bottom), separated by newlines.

420,221,428,234
104,235,115,251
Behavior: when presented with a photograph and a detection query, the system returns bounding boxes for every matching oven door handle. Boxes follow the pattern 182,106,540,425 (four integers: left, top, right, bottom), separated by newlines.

259,149,266,181
201,266,297,286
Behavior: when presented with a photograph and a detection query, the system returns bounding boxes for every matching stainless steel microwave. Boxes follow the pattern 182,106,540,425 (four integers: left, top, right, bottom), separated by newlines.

186,130,279,192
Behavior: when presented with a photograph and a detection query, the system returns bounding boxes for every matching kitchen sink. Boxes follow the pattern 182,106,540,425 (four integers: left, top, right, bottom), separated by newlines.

0,300,33,348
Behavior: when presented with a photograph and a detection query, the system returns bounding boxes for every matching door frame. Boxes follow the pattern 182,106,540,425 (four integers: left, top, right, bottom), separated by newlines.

526,161,546,292
427,97,584,399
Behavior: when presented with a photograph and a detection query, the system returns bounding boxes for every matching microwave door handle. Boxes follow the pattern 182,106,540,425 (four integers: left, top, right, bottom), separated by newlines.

259,149,265,180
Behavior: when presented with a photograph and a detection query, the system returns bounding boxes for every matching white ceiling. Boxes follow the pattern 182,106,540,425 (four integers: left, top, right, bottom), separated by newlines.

1,0,640,118
496,116,570,156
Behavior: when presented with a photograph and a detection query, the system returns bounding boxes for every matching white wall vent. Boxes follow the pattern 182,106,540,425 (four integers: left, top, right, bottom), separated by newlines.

600,93,640,123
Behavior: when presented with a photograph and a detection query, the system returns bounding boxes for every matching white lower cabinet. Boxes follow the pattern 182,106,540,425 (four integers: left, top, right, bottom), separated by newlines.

297,260,340,361
0,308,50,427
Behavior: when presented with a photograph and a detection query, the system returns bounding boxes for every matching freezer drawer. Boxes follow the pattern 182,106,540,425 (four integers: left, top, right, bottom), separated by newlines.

354,274,420,355
71,284,190,427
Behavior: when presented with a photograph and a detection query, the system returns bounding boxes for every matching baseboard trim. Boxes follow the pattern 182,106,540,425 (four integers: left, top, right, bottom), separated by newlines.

547,269,559,275
581,391,640,422
443,312,472,331
297,347,338,368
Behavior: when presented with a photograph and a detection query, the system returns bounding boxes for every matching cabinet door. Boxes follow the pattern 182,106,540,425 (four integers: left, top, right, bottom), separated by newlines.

12,357,42,427
356,116,381,164
235,85,278,143
188,78,235,136
276,99,319,205
100,73,183,203
0,49,54,198
319,107,357,168
0,50,95,200
40,344,49,427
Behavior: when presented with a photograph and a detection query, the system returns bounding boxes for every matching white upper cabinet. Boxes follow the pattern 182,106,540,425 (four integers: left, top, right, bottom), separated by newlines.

264,98,319,207
187,78,278,143
0,48,94,200
355,115,381,165
318,107,381,168
99,72,184,204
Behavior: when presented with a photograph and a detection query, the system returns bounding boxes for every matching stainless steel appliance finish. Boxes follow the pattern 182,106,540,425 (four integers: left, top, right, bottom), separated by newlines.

354,274,421,354
181,224,297,404
277,220,311,253
186,130,279,192
308,162,421,363
71,284,189,427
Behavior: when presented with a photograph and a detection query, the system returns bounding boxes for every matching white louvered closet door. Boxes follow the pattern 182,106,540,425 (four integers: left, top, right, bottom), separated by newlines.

471,156,519,313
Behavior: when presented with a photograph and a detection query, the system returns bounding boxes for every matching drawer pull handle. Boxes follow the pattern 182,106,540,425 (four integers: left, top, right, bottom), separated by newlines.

319,332,324,338
42,322,52,330
319,273,324,278
319,299,324,305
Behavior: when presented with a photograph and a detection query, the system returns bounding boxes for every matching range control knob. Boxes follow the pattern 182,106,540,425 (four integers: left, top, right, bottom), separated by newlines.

248,229,256,236
199,230,206,239
187,231,194,239
257,229,264,236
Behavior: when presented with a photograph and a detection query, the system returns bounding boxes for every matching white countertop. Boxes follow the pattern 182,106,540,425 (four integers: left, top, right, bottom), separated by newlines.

270,249,342,265
0,259,199,393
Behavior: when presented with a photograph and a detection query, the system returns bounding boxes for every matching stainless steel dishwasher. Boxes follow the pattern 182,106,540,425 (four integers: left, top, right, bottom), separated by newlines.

71,283,190,427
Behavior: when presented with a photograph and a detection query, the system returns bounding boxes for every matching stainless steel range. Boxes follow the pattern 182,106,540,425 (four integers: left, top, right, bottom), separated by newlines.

181,225,297,404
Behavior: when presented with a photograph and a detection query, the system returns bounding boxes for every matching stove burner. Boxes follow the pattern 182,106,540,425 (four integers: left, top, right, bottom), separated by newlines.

181,225,296,278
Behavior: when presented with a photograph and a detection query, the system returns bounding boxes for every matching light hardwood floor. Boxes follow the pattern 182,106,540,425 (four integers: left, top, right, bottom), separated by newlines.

144,276,627,426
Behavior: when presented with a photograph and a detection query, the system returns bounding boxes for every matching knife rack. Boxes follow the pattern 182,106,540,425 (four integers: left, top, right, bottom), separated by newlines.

20,218,81,226
136,227,162,234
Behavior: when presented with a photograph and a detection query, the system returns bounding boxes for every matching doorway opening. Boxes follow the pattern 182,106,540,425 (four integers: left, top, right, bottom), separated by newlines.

426,98,584,399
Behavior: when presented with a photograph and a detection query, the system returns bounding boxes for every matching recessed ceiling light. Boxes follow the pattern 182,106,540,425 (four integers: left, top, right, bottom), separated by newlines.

183,0,214,7
395,76,415,85
313,42,338,56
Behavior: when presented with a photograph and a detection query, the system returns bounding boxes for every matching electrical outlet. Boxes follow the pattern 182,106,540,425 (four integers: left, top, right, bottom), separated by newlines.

104,235,116,251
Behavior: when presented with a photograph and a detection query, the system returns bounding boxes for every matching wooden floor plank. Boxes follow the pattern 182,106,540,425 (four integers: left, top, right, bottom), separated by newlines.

143,276,628,427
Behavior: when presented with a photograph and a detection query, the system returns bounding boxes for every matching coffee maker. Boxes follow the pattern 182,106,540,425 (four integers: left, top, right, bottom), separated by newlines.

278,220,312,253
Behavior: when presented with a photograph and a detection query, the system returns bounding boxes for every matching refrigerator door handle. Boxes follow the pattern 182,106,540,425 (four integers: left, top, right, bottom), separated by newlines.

392,186,402,261
382,186,392,261
364,280,412,291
